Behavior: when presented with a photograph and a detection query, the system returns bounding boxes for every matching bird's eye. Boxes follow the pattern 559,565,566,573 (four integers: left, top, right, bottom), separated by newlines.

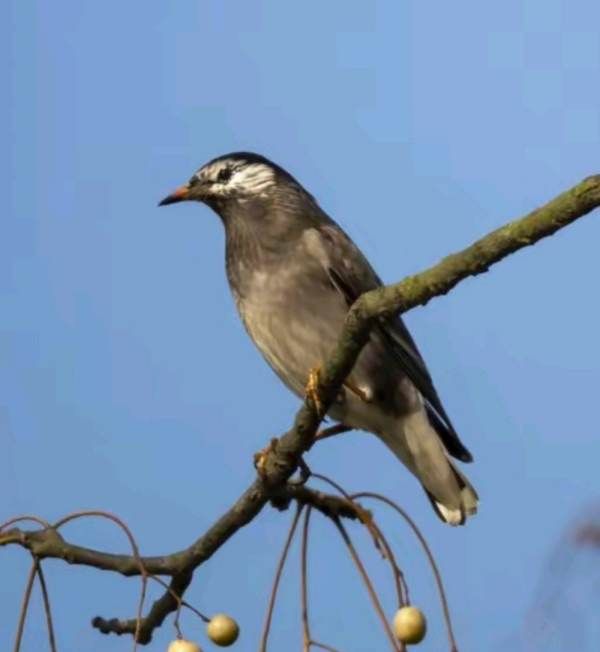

217,168,232,183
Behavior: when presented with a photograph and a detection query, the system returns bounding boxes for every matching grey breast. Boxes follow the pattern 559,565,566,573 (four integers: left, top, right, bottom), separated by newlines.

231,230,349,397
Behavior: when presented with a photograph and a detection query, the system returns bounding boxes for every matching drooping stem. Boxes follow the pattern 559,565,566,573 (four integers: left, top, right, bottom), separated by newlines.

259,504,304,652
301,507,312,651
332,518,401,651
13,561,37,652
353,492,458,652
36,560,57,652
53,510,149,649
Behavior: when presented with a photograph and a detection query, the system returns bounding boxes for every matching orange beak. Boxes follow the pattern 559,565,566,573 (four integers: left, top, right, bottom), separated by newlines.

158,185,191,206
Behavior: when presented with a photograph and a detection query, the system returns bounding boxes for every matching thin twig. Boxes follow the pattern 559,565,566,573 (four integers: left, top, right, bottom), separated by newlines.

311,473,381,554
300,507,312,651
313,424,353,444
13,560,37,652
0,515,51,532
311,642,343,651
35,560,57,652
148,573,210,638
367,521,407,652
53,510,148,650
92,572,192,643
259,504,304,652
152,577,210,623
353,492,458,652
310,475,408,614
369,520,408,608
301,504,365,652
308,473,407,652
308,474,408,651
332,518,401,651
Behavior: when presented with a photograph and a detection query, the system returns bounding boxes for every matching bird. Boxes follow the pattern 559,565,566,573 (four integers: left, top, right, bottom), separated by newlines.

159,152,478,525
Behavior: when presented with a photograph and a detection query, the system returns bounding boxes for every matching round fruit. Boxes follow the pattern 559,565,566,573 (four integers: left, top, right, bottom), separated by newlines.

393,606,427,644
167,638,202,652
206,613,240,646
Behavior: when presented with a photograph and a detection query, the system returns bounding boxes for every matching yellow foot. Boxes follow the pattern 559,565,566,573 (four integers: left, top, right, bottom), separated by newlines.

343,380,371,403
253,437,279,478
305,365,323,416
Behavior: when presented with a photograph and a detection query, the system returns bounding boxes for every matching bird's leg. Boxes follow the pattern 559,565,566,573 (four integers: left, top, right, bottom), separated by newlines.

305,365,324,416
287,456,313,486
298,456,312,481
253,437,279,479
314,423,353,442
343,380,371,403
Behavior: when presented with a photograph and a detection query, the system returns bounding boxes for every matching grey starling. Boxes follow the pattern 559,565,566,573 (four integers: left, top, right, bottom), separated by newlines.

159,152,478,525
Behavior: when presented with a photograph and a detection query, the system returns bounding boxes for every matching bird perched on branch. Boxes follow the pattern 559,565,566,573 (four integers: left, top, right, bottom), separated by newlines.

159,152,478,525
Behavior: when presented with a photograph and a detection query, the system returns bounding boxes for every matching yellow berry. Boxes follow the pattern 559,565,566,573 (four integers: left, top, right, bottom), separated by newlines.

206,613,240,646
393,606,427,644
167,638,202,652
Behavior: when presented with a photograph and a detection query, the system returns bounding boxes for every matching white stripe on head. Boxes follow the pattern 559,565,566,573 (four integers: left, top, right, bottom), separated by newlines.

196,157,277,198
230,162,276,194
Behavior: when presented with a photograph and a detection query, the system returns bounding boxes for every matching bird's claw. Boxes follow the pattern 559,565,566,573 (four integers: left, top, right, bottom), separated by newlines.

305,365,323,416
288,456,312,486
253,437,279,478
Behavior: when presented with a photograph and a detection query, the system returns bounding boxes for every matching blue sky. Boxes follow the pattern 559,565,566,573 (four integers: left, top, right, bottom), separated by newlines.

2,2,600,651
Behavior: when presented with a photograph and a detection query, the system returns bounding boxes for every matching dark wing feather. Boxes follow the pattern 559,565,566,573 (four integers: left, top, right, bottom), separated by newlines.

317,224,472,463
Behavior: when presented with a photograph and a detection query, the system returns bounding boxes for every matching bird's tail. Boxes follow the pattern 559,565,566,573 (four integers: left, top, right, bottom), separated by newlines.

379,412,478,526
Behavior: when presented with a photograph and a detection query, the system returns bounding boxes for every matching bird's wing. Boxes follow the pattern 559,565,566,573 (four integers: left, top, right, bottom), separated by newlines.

309,223,472,463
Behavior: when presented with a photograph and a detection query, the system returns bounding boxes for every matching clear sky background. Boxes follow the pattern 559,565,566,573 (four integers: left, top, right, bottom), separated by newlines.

3,2,600,651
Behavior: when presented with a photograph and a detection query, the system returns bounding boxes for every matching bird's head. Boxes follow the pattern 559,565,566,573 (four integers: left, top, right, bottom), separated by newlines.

158,152,303,211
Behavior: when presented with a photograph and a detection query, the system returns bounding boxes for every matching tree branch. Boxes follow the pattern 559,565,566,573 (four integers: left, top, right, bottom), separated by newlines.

0,488,360,576
313,174,600,411
2,175,599,643
92,572,194,644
